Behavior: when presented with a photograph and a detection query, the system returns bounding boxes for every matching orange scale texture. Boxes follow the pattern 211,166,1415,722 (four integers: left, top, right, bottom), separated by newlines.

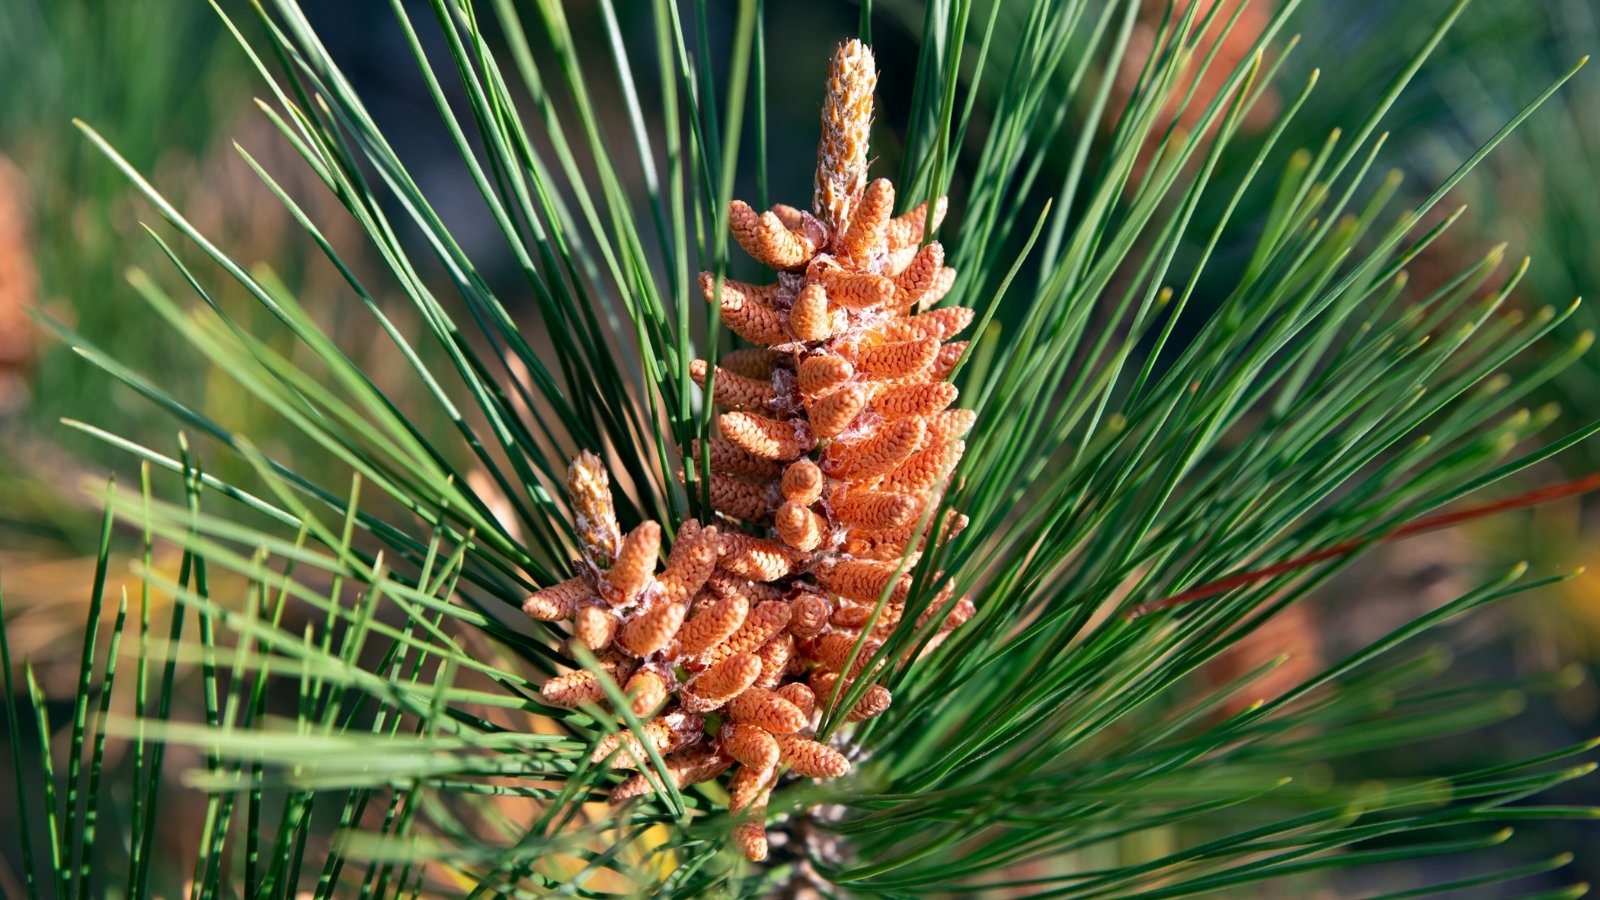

525,38,975,863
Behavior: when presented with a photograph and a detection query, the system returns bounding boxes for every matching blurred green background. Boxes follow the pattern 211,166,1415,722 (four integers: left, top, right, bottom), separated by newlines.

1,0,1596,894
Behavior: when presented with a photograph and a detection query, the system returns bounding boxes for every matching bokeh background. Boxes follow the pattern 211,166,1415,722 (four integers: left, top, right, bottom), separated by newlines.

1,0,1596,894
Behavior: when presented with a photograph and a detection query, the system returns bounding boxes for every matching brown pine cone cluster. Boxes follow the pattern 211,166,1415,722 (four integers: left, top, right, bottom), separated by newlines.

524,38,976,863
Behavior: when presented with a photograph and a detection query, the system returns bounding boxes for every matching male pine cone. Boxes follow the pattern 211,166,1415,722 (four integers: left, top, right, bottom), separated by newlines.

524,38,975,864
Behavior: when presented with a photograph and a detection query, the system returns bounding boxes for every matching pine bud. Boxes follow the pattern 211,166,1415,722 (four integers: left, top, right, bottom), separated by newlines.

775,683,817,719
700,270,788,344
683,651,762,711
720,348,778,379
928,340,967,379
780,459,825,505
722,723,780,773
726,687,808,734
546,31,978,831
788,282,834,341
568,450,622,566
880,438,964,494
884,305,974,342
522,575,595,621
922,265,958,309
754,633,795,688
787,592,833,638
719,532,797,581
820,417,926,480
591,710,702,768
873,381,958,419
809,385,868,439
541,668,608,708
575,605,619,651
814,39,878,231
677,590,750,658
706,600,793,664
818,559,912,605
816,268,894,309
603,521,660,604
730,763,775,814
692,436,783,480
775,733,851,778
733,814,769,862
731,201,818,269
846,683,893,721
617,601,686,657
853,337,939,379
709,474,773,522
624,668,670,716
840,177,893,262
885,196,948,250
609,747,731,804
659,524,723,603
797,353,854,398
891,241,944,308
719,411,814,461
775,500,826,553
691,359,776,411
834,490,921,531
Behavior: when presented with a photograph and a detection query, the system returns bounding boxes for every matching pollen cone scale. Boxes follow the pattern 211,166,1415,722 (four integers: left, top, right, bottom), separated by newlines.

526,37,976,865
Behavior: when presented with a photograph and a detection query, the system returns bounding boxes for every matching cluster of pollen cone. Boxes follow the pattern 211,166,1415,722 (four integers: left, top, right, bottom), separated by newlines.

523,38,975,863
